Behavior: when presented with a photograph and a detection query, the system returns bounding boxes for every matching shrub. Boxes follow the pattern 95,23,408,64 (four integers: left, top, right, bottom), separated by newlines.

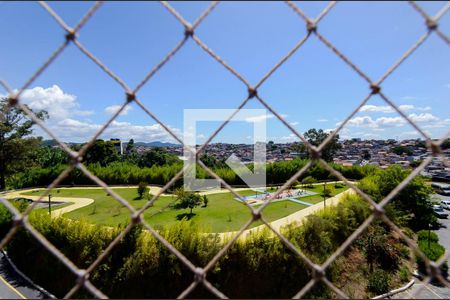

137,182,148,199
322,185,335,198
202,195,208,207
417,240,448,276
301,176,317,188
0,203,12,239
399,266,410,282
417,230,439,243
334,182,345,188
367,269,391,295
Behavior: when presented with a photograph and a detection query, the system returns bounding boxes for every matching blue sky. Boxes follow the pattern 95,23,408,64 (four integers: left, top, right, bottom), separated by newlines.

0,1,449,144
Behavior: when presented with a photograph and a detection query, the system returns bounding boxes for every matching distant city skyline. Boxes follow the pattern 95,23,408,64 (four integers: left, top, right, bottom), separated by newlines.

1,1,449,143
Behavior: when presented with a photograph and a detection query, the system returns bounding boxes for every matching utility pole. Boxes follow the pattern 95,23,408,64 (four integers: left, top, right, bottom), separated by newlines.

323,182,326,208
48,194,52,215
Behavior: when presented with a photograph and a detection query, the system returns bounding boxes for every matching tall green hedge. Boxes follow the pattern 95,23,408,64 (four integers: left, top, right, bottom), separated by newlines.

8,160,375,190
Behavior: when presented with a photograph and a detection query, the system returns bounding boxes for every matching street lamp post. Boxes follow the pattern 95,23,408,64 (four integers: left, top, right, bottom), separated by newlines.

48,194,52,215
428,222,431,248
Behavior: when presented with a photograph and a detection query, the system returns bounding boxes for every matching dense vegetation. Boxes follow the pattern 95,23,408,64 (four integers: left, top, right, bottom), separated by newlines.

0,165,438,298
359,165,436,230
8,158,376,190
0,194,376,298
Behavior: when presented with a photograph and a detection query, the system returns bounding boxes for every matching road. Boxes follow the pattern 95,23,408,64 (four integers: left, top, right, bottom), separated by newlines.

394,192,450,299
0,252,47,299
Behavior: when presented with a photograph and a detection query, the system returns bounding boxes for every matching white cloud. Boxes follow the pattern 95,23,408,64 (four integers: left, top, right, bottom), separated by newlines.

317,118,328,122
345,116,378,128
408,113,439,123
417,106,431,111
376,116,405,127
17,85,94,120
359,105,395,113
54,119,180,143
277,134,297,142
244,114,274,123
359,104,431,114
105,104,132,116
341,112,441,130
422,119,450,129
2,85,181,143
290,121,299,126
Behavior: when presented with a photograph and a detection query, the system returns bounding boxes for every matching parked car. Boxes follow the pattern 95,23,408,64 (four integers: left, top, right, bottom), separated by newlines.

431,183,450,196
433,205,448,218
441,200,450,210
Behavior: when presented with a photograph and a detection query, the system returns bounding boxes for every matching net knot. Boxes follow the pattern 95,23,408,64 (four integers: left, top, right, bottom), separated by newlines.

370,84,381,94
65,29,76,42
312,264,325,280
126,92,136,103
307,21,317,33
372,204,385,217
184,25,194,37
426,19,438,31
8,96,18,107
252,209,261,221
248,87,258,98
309,146,321,160
194,267,205,283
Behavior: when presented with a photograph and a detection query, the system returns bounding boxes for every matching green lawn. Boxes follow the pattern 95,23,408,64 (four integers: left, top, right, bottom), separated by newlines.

22,188,308,232
295,184,350,204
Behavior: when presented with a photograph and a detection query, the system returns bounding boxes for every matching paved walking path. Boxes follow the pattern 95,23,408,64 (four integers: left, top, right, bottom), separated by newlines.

2,190,93,218
286,197,314,206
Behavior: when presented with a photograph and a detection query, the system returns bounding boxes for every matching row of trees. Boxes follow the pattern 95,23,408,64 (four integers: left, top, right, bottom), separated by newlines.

8,159,376,190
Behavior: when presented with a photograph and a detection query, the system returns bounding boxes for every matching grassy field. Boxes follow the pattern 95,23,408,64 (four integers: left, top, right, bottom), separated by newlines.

22,188,311,232
295,184,349,204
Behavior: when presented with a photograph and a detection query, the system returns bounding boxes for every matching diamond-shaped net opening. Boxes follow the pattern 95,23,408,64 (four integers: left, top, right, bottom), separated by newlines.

0,1,449,298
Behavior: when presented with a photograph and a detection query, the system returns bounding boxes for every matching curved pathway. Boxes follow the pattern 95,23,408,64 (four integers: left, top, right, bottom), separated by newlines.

1,185,177,218
2,190,93,218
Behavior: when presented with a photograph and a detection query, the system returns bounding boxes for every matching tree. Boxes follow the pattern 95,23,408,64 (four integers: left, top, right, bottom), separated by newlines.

202,195,209,207
84,139,119,166
303,129,341,162
125,139,135,154
322,185,334,198
392,145,413,156
175,192,202,215
138,148,179,168
301,176,317,188
137,182,148,199
439,139,450,149
359,165,435,230
289,180,300,190
362,150,371,160
32,145,69,168
200,153,226,168
0,98,48,190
